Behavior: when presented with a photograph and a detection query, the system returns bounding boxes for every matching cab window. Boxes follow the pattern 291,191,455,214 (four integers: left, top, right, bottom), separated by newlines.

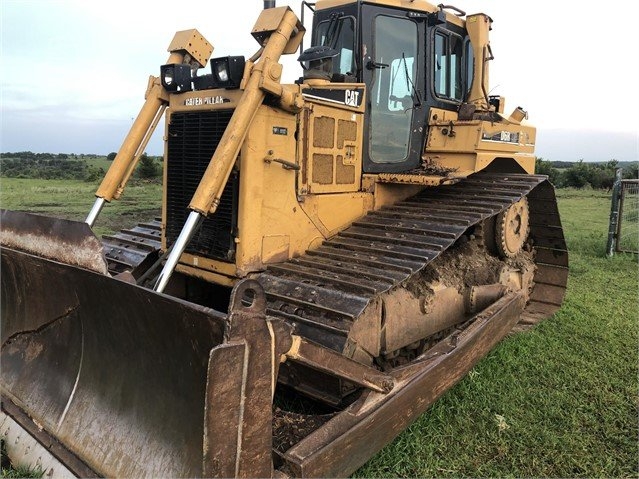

433,30,463,101
369,15,418,163
315,16,356,76
387,56,415,112
464,39,474,99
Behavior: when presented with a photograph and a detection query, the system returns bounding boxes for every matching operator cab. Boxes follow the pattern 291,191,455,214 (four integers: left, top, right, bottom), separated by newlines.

306,1,475,173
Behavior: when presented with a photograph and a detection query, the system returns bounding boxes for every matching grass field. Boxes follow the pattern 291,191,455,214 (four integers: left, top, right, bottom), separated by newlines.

0,184,637,477
356,188,638,477
0,177,162,238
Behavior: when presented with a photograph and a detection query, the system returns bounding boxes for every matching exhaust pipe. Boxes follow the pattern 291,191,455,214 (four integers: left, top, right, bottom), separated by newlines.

264,0,275,8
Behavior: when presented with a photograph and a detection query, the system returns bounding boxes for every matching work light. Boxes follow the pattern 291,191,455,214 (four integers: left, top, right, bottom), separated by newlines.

209,56,245,89
160,63,193,92
215,62,230,82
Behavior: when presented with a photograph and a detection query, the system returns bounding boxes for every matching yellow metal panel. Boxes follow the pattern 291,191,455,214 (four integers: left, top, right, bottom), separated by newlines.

302,102,363,194
361,177,424,211
300,193,369,237
425,153,477,178
426,122,481,153
175,264,237,287
425,114,537,176
262,235,290,264
432,152,535,176
179,253,237,278
428,107,459,123
477,124,535,155
235,105,325,273
169,89,242,111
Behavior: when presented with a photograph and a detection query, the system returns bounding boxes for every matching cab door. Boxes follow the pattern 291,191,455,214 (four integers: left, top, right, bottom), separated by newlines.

361,6,425,173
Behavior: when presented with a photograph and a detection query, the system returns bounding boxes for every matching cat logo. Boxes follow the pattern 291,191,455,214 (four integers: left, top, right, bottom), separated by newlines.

345,89,360,107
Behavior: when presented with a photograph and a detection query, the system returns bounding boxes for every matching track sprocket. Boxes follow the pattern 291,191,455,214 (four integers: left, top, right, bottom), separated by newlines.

495,197,529,258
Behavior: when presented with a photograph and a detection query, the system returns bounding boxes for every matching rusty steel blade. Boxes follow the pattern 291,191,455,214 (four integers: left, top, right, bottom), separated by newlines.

0,210,109,274
1,246,227,477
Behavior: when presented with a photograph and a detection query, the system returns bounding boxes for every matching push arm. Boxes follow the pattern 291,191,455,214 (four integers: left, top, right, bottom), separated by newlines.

86,30,213,226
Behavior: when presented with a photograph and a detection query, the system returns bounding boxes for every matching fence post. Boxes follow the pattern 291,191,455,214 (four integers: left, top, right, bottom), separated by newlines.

606,168,624,257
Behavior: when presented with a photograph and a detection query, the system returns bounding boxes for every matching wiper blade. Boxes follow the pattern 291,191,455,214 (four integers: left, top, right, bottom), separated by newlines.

401,52,422,109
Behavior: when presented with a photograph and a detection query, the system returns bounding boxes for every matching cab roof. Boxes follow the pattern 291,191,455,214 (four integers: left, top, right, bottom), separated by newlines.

314,0,467,28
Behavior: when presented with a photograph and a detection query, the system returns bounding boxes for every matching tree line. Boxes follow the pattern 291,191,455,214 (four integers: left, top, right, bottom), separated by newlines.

1,151,103,160
0,152,162,181
0,157,101,181
536,159,638,189
1,151,636,188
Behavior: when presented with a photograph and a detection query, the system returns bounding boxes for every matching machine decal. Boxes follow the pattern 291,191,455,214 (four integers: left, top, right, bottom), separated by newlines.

303,87,364,107
272,126,288,135
184,95,230,106
345,89,360,106
482,130,520,144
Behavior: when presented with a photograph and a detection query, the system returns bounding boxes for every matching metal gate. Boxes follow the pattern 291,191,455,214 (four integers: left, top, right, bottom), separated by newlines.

607,169,639,256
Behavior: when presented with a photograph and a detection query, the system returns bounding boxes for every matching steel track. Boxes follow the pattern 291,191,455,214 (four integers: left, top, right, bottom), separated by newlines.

103,219,162,277
103,172,568,347
258,172,568,350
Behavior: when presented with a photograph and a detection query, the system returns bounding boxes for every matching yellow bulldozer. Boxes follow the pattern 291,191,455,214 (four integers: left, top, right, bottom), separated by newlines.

0,0,568,476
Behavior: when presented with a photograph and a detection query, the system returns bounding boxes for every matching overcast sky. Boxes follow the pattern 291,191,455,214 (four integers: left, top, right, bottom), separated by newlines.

1,0,637,162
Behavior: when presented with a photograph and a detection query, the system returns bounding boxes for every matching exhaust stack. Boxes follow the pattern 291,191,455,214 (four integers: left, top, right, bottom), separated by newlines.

264,0,275,8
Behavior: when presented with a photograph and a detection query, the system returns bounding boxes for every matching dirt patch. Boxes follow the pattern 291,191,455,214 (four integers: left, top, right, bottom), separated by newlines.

272,406,335,453
408,157,458,176
407,233,536,298
24,340,44,362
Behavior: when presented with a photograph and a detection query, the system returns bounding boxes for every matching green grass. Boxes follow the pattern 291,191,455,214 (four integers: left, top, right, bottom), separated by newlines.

0,467,42,479
0,177,162,237
0,183,636,477
1,439,42,478
356,188,638,477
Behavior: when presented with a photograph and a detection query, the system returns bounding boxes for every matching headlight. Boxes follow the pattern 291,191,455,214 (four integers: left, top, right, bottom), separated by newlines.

215,63,229,83
191,56,245,91
209,56,245,89
160,64,193,92
164,70,174,86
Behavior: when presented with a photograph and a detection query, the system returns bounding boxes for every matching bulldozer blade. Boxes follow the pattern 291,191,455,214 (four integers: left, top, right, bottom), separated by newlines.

1,210,112,341
1,244,229,477
0,209,108,275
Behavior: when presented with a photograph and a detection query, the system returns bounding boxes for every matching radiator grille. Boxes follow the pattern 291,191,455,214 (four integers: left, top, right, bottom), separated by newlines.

166,110,238,262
